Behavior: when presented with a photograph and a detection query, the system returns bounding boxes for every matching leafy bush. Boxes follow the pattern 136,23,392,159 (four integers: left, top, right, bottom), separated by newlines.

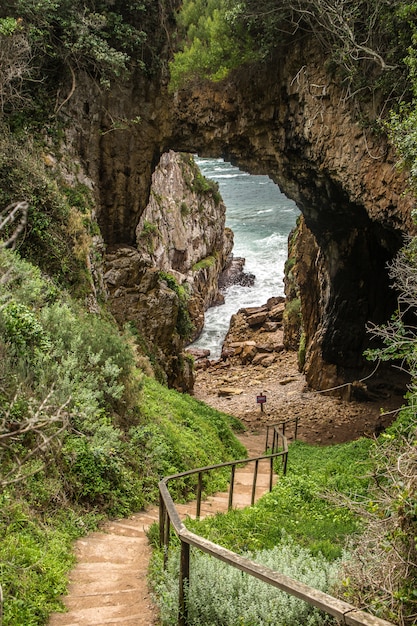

169,0,254,90
151,532,341,625
159,271,194,339
0,495,99,626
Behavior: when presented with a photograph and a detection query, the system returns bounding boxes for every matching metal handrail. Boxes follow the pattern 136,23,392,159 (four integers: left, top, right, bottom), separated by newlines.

158,419,394,626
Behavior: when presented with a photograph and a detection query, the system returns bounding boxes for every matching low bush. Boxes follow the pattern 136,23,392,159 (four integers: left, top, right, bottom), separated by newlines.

0,246,246,624
151,532,341,626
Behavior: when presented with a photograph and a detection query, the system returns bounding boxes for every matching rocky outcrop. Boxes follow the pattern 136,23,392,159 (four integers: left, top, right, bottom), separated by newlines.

191,297,287,371
104,151,234,390
135,150,233,339
104,244,194,391
168,38,415,390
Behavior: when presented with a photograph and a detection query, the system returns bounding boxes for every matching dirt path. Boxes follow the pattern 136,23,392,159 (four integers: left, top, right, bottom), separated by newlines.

48,432,271,626
192,350,406,445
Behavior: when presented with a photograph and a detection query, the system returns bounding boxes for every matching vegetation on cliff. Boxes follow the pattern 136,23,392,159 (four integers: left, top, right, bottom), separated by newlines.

170,0,417,114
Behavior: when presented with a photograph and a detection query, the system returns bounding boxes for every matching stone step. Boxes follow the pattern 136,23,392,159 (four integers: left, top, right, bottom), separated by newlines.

48,433,272,626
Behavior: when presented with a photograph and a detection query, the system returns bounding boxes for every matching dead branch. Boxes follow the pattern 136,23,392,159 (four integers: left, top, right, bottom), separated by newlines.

0,31,32,114
0,201,28,250
0,391,71,488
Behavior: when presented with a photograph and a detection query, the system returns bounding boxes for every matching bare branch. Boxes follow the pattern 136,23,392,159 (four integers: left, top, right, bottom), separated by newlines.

0,201,28,250
0,391,71,488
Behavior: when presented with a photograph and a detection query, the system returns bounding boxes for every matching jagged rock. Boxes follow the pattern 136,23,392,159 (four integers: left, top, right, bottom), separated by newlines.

262,321,281,332
246,311,268,327
240,343,258,364
220,347,235,360
252,353,276,367
220,297,287,367
187,348,211,360
217,387,243,397
218,256,255,289
269,303,285,322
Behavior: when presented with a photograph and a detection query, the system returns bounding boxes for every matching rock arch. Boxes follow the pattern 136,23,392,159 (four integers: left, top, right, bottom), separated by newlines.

166,41,414,390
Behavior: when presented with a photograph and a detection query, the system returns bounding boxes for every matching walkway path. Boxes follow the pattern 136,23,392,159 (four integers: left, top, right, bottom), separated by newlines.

48,432,272,626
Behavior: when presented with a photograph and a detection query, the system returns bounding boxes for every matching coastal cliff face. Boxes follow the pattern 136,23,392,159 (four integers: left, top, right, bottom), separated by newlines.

168,39,415,389
136,150,233,338
104,150,232,390
63,19,414,391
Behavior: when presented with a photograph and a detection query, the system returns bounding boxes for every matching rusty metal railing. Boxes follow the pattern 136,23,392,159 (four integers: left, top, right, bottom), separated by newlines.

158,419,394,626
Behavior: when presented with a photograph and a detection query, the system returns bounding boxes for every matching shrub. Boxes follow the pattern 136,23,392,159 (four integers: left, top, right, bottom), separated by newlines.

159,271,194,339
151,533,341,625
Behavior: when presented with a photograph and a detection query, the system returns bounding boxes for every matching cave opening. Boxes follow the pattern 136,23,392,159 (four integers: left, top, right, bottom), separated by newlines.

298,174,406,388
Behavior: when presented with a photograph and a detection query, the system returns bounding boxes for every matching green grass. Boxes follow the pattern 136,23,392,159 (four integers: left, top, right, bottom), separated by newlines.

185,438,373,560
0,245,247,625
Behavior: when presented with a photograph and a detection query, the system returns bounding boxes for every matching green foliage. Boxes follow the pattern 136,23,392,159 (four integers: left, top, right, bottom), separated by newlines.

0,495,100,626
0,16,20,35
0,0,154,88
0,246,246,624
192,255,216,272
159,271,194,339
169,0,254,89
1,301,51,355
150,532,340,625
180,152,222,203
138,219,159,254
134,376,245,500
0,127,97,291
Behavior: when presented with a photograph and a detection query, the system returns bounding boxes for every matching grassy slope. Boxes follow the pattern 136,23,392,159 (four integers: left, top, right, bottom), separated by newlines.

185,438,373,560
0,242,245,625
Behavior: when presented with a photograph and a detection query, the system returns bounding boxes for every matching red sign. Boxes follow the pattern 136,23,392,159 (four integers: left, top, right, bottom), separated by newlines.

256,394,267,404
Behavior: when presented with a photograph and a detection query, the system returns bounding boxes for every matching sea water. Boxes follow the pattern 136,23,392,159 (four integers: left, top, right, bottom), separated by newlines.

190,157,300,358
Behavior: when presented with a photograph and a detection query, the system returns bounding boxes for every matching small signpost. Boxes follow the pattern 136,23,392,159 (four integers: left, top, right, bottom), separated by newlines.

256,393,267,412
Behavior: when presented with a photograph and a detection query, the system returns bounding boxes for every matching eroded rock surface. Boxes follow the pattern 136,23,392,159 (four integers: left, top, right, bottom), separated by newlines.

105,151,235,389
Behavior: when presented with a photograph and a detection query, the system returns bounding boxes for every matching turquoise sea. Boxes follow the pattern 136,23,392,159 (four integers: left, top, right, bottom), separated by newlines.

190,158,300,358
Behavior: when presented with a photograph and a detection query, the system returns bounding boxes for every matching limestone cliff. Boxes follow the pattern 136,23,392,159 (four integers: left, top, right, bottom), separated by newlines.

104,151,233,390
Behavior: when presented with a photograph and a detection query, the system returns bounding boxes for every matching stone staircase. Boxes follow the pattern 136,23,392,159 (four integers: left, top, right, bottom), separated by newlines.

48,432,272,626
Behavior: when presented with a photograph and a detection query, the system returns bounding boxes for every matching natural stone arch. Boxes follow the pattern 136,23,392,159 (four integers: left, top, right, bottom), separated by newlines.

166,40,414,390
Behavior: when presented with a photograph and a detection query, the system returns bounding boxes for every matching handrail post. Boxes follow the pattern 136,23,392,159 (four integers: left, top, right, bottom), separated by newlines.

265,425,270,452
159,493,165,548
251,459,259,505
228,464,236,510
178,540,190,626
163,511,171,569
294,416,298,441
269,455,274,491
196,472,203,519
283,450,288,476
